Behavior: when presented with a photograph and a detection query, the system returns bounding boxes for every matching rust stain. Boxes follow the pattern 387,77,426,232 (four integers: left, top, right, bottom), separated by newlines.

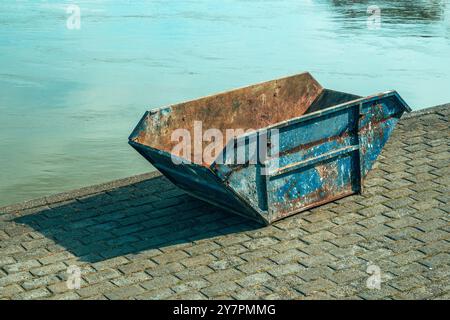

278,128,351,158
132,72,323,166
316,162,339,182
271,186,354,221
273,161,344,219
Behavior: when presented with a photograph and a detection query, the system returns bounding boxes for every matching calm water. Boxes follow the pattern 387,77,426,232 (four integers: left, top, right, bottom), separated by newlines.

1,0,449,207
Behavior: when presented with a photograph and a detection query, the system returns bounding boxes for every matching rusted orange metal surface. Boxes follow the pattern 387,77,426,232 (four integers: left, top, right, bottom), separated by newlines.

131,73,323,166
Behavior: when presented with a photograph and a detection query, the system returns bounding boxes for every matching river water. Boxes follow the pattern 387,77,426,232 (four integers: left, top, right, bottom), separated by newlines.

0,0,449,206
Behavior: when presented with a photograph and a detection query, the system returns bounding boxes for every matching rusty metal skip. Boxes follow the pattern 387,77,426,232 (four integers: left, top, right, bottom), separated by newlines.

129,72,411,224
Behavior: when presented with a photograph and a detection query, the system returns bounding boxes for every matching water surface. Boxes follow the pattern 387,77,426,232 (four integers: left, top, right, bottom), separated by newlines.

1,0,449,206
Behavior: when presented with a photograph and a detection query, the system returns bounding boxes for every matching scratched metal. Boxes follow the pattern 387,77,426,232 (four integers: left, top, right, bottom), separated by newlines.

129,73,411,225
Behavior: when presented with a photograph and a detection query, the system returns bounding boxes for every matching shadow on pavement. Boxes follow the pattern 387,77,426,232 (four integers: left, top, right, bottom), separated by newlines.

15,176,261,263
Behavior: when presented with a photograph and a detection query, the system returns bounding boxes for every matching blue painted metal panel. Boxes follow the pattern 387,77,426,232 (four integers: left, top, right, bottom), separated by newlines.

129,73,411,224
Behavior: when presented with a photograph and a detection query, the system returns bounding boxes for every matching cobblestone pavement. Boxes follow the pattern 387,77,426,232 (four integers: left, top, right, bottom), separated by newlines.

0,105,449,300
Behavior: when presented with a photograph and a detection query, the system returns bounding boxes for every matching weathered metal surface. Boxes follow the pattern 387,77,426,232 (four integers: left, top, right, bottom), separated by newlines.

129,72,411,225
129,72,323,166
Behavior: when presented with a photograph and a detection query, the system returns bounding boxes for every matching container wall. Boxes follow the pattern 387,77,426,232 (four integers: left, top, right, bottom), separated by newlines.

130,72,323,166
129,142,266,223
358,94,407,177
264,105,362,222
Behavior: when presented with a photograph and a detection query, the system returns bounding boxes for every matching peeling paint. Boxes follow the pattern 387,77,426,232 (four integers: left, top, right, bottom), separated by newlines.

129,73,411,225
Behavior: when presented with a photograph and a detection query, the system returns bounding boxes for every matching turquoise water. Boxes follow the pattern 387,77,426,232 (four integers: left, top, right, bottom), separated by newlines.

1,0,449,206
